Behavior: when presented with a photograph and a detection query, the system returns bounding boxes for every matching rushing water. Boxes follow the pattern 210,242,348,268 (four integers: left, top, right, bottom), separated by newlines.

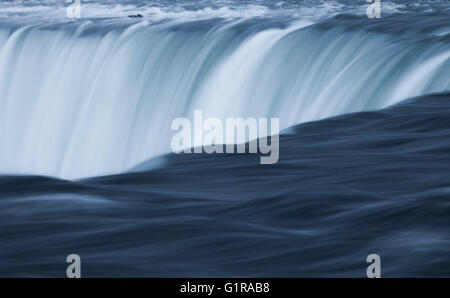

0,1,449,179
0,0,449,277
1,92,450,277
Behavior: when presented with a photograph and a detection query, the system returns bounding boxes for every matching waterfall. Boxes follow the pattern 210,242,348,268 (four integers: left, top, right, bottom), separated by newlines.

0,12,449,179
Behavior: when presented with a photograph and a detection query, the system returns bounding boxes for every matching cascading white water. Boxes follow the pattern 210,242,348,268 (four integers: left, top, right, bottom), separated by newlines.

0,11,449,179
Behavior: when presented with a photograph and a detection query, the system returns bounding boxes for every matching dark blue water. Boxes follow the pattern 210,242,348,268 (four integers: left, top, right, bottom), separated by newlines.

1,92,449,277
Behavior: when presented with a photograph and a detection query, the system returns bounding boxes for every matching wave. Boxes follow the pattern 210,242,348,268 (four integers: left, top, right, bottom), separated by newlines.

1,92,449,277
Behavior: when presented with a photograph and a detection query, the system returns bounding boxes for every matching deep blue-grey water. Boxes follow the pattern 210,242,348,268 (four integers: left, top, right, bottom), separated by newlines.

0,0,449,277
1,93,450,277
